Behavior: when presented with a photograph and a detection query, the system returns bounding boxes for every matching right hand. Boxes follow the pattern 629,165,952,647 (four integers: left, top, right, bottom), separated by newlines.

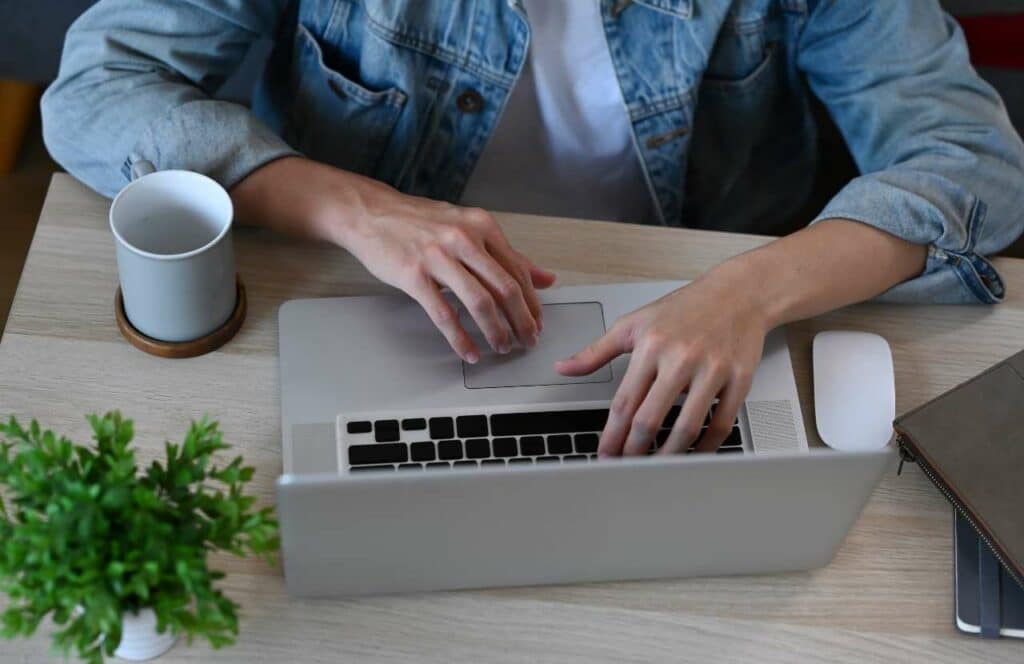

231,158,556,363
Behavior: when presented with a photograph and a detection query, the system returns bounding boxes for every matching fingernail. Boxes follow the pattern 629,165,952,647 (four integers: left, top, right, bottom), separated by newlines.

598,452,612,459
498,343,511,354
527,333,539,348
466,351,480,364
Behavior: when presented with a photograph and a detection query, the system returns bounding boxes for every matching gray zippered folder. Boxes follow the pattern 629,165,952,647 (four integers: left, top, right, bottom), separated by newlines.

893,349,1024,637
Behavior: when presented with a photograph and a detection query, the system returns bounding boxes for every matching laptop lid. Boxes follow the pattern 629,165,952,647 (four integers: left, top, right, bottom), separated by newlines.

276,448,892,596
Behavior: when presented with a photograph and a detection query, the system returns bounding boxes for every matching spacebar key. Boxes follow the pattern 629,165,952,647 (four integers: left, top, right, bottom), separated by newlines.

491,409,610,436
349,443,408,465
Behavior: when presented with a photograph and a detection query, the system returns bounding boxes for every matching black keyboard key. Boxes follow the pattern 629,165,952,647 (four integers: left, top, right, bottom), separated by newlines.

429,417,454,440
426,461,451,469
721,428,743,448
656,429,671,445
491,409,609,436
509,458,533,465
349,443,408,465
564,454,587,462
398,463,422,471
350,465,394,472
537,456,560,463
547,434,572,455
410,441,436,462
456,415,488,438
717,446,743,454
520,435,545,456
662,405,681,428
481,459,505,467
453,460,478,468
374,420,400,442
438,439,463,460
401,418,427,431
465,438,490,459
588,454,599,460
346,421,372,434
492,437,518,457
574,433,599,454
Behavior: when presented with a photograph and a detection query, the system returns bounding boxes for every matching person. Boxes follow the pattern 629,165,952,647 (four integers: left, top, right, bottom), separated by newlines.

42,1,1024,458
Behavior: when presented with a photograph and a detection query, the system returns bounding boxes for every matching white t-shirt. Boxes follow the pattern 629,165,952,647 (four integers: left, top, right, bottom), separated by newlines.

460,0,654,223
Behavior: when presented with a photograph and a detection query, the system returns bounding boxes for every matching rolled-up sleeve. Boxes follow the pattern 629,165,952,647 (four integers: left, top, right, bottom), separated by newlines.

41,0,298,199
798,1,1024,304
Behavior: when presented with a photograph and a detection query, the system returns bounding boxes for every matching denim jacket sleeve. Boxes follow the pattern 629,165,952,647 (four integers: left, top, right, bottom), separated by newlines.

40,0,298,199
798,2,1024,304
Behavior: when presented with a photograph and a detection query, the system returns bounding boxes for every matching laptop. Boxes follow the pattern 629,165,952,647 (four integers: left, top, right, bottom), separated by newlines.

276,280,891,596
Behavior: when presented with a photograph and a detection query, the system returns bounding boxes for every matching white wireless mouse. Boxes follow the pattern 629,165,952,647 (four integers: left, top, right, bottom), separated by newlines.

813,331,895,451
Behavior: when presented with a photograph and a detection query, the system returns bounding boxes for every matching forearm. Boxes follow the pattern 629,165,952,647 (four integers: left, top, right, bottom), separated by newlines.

710,219,928,329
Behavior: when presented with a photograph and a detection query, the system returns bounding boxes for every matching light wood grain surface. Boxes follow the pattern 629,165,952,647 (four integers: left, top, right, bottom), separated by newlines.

2,174,1022,663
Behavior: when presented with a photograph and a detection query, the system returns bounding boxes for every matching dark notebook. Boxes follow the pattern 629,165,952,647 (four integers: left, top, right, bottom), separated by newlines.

894,349,1024,637
955,511,1024,638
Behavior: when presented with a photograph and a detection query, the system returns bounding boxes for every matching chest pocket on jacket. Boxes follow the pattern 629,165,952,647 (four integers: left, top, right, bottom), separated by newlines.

285,24,408,177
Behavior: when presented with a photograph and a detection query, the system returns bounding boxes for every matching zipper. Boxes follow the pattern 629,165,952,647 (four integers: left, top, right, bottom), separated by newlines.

896,432,1024,588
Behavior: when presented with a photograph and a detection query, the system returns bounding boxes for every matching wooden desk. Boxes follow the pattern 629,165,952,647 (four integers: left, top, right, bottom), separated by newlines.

2,175,1022,663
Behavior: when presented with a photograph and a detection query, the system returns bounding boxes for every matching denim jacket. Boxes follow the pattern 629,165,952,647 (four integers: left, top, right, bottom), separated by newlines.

42,0,1024,304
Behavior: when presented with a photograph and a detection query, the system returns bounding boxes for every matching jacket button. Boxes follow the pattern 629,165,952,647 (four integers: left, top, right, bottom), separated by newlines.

456,89,484,113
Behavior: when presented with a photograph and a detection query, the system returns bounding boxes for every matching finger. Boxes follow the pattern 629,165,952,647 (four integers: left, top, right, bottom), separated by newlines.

527,262,557,289
692,370,753,453
525,261,556,334
622,369,690,456
506,250,546,332
460,208,547,338
555,323,632,376
598,355,657,457
486,243,548,334
658,367,725,455
428,254,510,354
405,276,480,363
460,243,539,347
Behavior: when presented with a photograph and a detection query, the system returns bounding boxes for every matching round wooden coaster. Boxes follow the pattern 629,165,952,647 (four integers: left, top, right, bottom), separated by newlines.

115,276,247,358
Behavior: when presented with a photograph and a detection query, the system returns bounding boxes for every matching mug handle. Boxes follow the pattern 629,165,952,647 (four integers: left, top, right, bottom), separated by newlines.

130,159,157,180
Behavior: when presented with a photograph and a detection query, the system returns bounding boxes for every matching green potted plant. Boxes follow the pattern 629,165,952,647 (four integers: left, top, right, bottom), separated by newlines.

0,412,279,662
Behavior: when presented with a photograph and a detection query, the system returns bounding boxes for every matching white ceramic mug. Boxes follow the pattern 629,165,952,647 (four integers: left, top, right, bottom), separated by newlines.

110,164,236,343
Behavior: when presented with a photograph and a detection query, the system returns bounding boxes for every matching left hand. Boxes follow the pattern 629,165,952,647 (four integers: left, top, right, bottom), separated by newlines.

555,268,768,456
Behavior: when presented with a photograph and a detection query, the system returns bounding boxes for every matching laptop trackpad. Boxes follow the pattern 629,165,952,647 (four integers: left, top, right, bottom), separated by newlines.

463,302,613,389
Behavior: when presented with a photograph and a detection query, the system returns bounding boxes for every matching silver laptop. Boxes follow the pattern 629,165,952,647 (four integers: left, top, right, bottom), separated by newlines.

277,281,891,597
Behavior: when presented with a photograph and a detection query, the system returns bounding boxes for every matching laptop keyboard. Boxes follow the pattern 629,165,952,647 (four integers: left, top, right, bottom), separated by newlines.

338,401,744,473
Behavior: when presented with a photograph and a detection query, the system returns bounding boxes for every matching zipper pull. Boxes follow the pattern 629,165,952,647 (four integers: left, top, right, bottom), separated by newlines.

895,434,916,476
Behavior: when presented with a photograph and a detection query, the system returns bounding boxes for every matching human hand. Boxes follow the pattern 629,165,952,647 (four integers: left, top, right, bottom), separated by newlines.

555,267,767,455
338,179,556,363
232,158,555,363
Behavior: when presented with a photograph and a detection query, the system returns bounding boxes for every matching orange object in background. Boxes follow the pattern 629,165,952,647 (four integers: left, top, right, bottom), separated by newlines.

957,14,1024,69
0,80,40,176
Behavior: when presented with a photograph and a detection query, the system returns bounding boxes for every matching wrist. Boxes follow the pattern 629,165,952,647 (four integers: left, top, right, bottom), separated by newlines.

301,164,391,250
703,250,785,331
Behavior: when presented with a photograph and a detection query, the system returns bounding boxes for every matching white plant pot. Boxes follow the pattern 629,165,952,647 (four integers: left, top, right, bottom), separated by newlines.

113,608,177,661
